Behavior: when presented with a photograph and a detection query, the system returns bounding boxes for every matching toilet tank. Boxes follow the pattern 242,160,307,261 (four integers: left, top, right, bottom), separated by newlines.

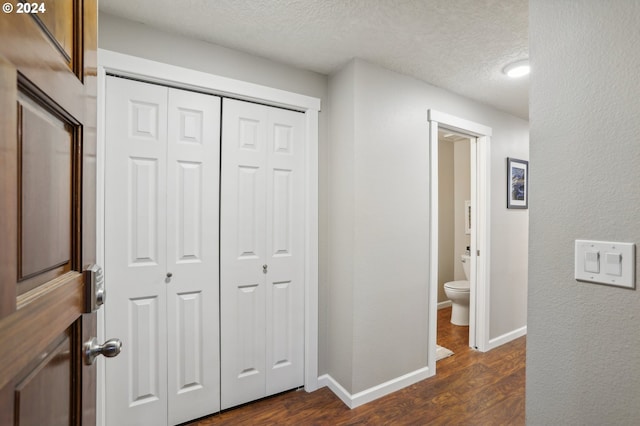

461,254,470,280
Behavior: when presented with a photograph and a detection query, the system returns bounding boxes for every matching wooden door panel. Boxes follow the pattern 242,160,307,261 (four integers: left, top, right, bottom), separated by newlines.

35,0,77,71
0,1,98,425
0,273,85,424
0,273,83,392
15,326,76,426
17,89,77,294
0,54,17,318
0,4,87,120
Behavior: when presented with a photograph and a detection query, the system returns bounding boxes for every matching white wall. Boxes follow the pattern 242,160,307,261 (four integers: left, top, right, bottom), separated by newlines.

97,13,332,374
327,59,529,396
527,1,640,423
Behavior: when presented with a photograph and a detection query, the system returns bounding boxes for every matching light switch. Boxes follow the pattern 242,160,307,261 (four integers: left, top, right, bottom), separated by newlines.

584,251,600,273
605,252,622,276
575,240,635,289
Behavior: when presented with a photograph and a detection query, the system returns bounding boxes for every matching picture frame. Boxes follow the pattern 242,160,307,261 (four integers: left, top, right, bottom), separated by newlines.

507,157,528,209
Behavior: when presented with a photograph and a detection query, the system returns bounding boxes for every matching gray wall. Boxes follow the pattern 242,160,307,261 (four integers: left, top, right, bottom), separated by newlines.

438,140,455,303
453,139,471,281
326,60,355,390
527,1,640,424
327,59,529,395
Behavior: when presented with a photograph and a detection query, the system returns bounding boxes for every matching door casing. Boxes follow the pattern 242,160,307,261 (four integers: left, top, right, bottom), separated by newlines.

97,49,320,425
428,110,492,367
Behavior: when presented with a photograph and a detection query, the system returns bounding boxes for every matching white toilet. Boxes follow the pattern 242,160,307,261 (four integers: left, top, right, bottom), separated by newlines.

444,254,471,326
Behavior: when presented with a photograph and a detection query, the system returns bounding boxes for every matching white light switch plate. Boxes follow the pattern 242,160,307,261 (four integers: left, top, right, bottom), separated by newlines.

575,240,635,289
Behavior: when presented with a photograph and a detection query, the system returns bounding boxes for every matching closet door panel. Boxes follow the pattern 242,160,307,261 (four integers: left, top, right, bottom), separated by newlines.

265,107,305,394
106,78,221,425
105,76,168,426
166,88,221,424
220,99,268,409
221,99,305,408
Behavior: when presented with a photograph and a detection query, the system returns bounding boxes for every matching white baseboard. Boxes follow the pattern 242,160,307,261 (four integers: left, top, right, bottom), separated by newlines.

317,374,353,408
437,300,452,309
486,325,527,351
318,366,433,409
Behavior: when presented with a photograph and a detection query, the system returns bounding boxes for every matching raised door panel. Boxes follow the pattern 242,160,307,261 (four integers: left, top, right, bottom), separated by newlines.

128,296,161,406
220,282,266,409
175,162,202,261
128,157,160,266
237,165,262,259
0,1,87,119
104,76,168,426
220,99,268,410
37,0,74,61
265,107,305,395
271,169,292,257
166,88,220,424
14,327,76,426
175,292,203,389
17,93,75,294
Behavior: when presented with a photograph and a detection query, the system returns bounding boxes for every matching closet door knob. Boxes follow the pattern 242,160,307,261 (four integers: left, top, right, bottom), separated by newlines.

263,264,268,273
166,272,173,278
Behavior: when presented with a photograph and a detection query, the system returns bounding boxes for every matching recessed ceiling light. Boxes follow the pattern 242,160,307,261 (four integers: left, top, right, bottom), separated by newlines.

503,59,530,78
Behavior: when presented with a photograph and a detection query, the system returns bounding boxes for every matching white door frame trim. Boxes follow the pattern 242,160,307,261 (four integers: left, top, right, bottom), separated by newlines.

427,110,492,369
96,49,320,425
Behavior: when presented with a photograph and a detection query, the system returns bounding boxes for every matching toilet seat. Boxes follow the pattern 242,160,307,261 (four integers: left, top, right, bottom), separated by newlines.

444,280,469,292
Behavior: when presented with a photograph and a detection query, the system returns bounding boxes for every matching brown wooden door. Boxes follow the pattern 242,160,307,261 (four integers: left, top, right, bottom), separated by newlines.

0,1,98,425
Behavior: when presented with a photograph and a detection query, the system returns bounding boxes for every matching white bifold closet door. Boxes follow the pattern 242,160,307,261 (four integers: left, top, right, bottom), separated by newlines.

105,76,220,426
220,98,305,409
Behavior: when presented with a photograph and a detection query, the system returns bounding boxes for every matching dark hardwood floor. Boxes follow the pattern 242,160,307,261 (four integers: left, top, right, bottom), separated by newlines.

188,307,525,425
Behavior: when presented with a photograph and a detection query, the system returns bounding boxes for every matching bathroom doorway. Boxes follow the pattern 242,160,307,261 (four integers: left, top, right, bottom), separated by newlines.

437,129,472,341
428,110,493,369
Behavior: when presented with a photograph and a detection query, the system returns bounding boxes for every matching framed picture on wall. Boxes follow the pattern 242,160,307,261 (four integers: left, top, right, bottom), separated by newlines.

507,157,528,209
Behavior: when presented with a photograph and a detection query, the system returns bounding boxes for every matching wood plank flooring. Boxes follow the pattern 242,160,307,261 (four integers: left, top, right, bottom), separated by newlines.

187,307,525,425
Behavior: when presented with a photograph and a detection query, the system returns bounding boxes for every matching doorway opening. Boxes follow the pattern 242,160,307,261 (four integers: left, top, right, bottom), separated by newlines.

428,110,492,371
437,129,472,349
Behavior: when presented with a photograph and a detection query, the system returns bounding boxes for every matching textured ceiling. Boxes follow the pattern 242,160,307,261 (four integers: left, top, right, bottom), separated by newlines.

100,0,529,119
